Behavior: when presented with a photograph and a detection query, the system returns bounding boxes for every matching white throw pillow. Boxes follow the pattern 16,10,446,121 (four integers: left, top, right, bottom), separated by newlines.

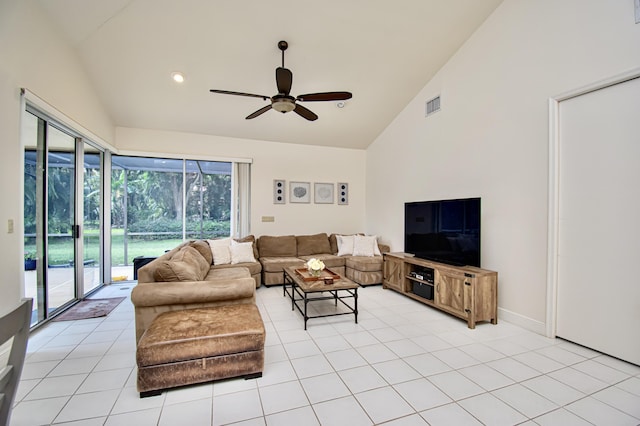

230,241,257,264
211,245,231,265
337,235,355,256
352,235,380,257
372,235,382,256
208,238,232,265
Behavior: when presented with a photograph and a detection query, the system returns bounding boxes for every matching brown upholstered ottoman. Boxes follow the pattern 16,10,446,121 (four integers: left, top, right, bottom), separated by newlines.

136,304,265,397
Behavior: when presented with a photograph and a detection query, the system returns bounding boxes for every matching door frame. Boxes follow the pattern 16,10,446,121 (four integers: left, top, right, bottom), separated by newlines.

546,67,640,338
23,99,108,327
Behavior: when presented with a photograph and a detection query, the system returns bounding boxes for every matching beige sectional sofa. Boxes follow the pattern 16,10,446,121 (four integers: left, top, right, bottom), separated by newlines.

257,233,389,286
132,239,258,342
134,233,388,291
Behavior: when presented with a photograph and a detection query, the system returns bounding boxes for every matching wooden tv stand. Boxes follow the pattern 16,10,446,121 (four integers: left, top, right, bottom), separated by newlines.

383,253,497,329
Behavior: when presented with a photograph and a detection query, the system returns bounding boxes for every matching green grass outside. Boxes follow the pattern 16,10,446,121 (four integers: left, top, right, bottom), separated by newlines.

25,228,226,265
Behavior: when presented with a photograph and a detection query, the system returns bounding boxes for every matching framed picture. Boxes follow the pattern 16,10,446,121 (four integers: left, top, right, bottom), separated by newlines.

273,179,285,204
337,182,349,205
290,181,311,203
314,182,334,204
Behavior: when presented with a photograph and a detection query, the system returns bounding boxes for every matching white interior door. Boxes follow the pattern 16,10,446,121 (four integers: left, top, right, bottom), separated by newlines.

557,76,640,365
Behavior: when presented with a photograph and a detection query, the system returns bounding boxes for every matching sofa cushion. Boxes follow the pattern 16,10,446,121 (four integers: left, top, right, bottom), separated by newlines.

205,267,251,280
296,233,332,256
257,235,297,257
136,304,265,367
189,240,213,265
230,241,257,264
210,262,261,276
346,255,383,272
329,234,339,254
259,256,305,273
153,246,209,282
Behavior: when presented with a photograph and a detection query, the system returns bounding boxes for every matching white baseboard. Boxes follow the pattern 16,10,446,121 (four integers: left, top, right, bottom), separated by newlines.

498,307,547,336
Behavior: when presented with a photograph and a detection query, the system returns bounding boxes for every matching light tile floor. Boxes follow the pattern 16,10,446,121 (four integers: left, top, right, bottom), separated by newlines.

11,283,640,426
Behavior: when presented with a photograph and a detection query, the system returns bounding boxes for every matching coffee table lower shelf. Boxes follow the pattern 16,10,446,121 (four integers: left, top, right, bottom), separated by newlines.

283,268,358,330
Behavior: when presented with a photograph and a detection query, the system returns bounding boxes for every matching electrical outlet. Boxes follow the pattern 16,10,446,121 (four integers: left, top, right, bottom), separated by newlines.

261,216,275,222
7,219,14,233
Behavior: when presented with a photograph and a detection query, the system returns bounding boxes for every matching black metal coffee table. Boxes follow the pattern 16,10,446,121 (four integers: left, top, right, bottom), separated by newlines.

283,267,359,330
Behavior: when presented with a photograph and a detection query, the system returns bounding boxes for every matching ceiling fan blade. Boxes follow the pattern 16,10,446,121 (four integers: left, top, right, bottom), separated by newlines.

296,91,353,102
246,105,272,120
276,67,293,95
210,89,269,100
293,104,318,121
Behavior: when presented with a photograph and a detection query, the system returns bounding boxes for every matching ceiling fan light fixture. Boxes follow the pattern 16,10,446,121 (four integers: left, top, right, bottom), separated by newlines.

272,99,295,113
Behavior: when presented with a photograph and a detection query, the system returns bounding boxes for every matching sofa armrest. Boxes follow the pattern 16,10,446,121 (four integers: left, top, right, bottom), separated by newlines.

378,243,390,254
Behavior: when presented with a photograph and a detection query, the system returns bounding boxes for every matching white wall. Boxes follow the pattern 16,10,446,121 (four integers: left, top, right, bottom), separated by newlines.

366,0,640,329
0,0,114,314
116,127,367,237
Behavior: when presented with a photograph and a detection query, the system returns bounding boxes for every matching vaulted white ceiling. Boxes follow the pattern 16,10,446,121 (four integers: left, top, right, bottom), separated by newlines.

37,0,503,149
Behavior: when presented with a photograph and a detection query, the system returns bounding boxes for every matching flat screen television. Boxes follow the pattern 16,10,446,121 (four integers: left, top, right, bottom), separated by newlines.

404,197,481,267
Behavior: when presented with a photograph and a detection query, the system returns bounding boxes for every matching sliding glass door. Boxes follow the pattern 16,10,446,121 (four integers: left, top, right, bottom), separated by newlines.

45,125,77,313
23,109,105,326
83,143,103,294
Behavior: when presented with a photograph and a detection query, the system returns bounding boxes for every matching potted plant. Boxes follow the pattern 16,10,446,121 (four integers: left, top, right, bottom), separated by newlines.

24,251,37,271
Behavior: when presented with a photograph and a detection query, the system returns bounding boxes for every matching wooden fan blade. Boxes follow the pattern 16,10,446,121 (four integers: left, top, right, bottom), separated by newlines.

246,105,272,120
293,104,318,121
276,67,292,95
296,91,352,102
210,89,269,100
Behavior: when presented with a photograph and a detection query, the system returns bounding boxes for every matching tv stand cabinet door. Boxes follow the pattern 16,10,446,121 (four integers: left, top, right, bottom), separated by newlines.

435,269,471,323
383,255,404,292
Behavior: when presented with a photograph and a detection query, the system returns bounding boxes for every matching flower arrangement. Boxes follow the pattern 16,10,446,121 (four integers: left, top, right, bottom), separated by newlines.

306,258,325,276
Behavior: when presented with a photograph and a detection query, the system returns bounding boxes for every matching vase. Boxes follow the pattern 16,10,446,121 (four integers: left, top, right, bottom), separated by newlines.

308,268,322,277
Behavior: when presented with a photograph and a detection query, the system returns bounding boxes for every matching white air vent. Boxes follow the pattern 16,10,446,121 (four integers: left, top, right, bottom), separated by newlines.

425,96,441,117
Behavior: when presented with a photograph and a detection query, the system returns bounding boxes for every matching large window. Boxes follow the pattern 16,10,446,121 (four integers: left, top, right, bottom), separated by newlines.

110,156,232,280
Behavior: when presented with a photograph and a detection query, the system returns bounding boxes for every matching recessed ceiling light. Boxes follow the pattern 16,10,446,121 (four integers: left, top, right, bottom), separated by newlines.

336,101,345,108
171,72,185,83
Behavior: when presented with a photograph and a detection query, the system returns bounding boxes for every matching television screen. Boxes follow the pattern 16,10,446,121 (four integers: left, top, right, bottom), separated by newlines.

404,198,481,267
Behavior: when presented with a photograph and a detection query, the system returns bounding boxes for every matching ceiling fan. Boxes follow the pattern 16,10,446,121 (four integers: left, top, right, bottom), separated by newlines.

209,40,352,121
